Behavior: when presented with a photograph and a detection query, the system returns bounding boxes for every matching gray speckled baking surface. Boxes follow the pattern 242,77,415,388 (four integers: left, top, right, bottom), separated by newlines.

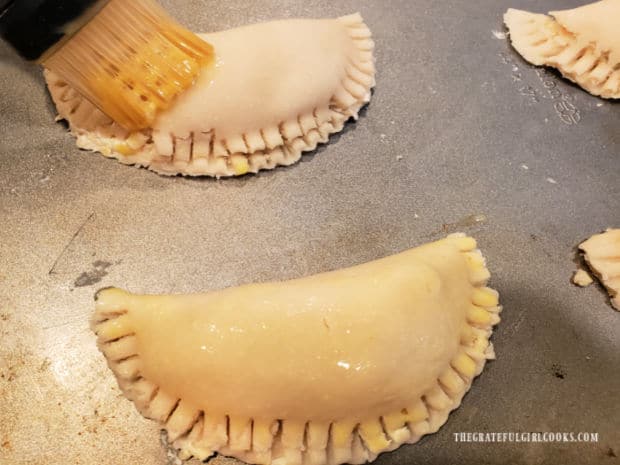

1,0,619,464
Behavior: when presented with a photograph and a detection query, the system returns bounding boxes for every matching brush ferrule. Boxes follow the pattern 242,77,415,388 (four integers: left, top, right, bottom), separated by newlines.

0,0,106,61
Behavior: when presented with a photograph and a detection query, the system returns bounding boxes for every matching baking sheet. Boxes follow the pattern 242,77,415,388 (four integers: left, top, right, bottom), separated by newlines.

1,0,619,464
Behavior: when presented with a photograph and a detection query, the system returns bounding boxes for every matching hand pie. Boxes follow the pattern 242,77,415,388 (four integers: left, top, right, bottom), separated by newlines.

579,228,620,310
504,0,620,98
92,234,501,465
45,14,375,177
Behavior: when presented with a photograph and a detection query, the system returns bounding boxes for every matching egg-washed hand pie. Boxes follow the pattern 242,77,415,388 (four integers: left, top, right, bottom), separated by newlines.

579,228,620,310
45,14,375,177
505,0,620,99
92,234,501,465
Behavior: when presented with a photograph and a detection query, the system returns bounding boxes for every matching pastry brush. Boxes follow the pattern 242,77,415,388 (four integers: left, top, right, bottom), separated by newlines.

0,0,214,130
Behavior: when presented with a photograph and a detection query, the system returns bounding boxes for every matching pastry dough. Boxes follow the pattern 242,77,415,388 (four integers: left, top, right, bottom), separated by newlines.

579,229,620,310
504,1,620,98
572,269,594,287
92,234,501,465
45,14,375,177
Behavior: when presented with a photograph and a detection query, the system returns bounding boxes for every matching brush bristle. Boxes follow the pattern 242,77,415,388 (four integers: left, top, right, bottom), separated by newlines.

43,0,214,131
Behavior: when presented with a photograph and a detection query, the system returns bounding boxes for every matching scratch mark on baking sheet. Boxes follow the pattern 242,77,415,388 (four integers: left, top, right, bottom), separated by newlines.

511,311,526,334
48,212,95,275
442,214,487,234
426,214,487,238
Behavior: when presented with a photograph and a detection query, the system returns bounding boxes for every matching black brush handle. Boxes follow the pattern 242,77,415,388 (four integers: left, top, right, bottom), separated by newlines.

0,0,105,61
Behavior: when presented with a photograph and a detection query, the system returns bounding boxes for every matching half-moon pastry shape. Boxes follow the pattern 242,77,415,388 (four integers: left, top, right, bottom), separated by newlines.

504,1,620,98
92,234,501,465
579,228,620,310
45,14,375,177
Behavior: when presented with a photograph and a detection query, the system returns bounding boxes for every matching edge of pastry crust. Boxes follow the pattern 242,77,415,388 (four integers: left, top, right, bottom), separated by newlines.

44,13,376,177
91,233,501,465
579,228,620,311
504,8,620,99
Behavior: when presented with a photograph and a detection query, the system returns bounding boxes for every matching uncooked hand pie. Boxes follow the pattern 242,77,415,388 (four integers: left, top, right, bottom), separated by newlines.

504,0,620,98
92,234,501,465
579,229,620,310
45,14,376,177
